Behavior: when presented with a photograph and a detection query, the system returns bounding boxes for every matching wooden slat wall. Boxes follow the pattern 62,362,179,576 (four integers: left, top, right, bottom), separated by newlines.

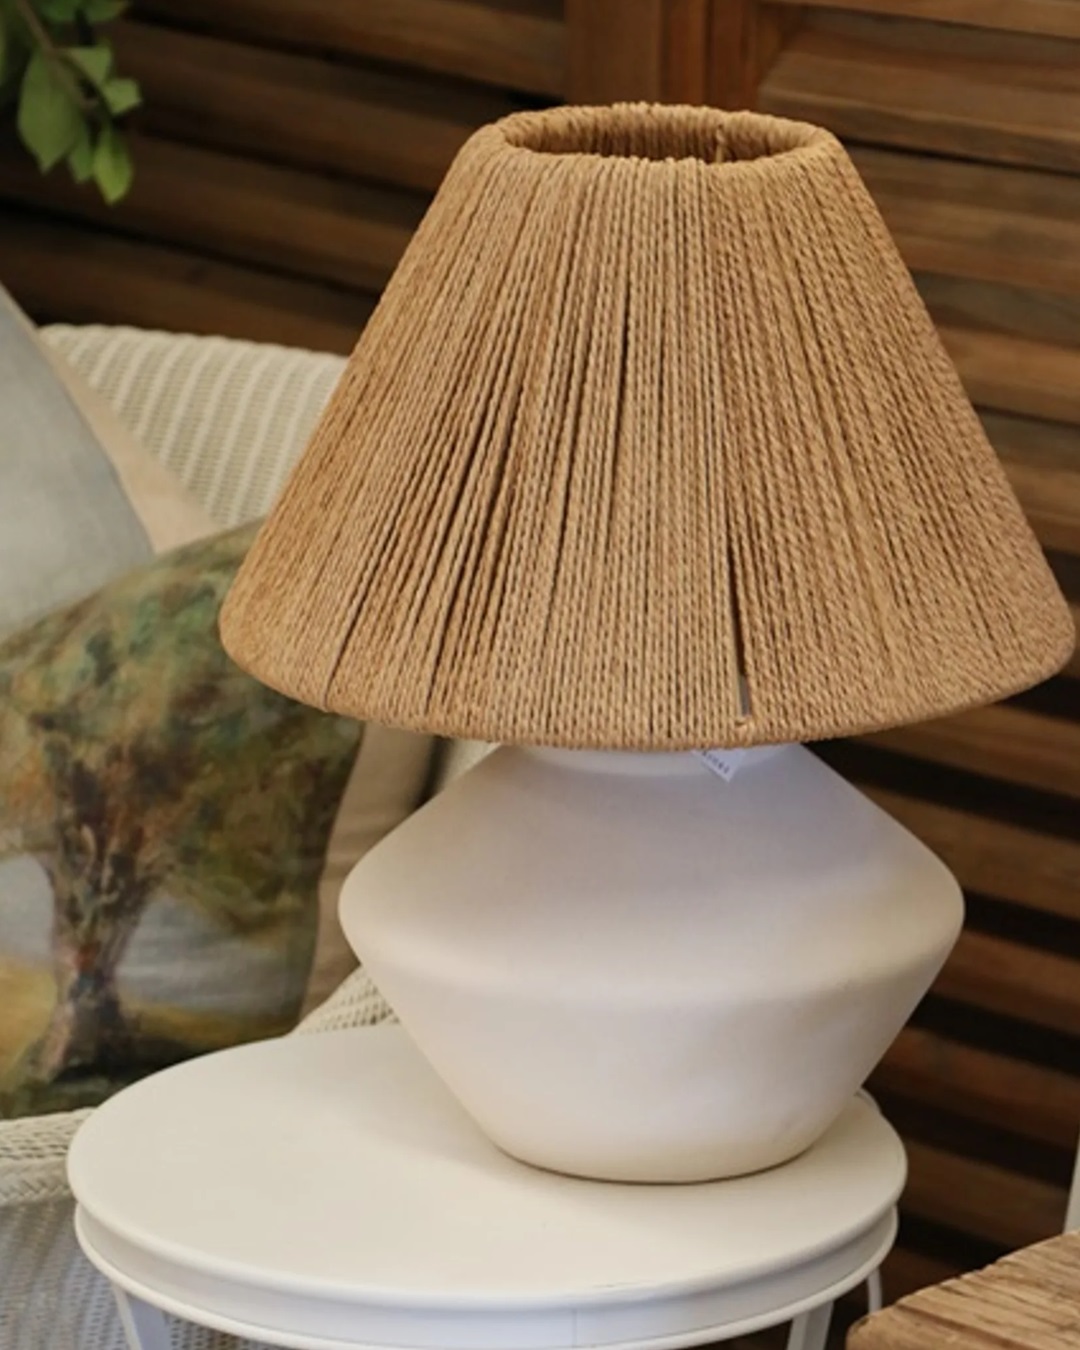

138,0,567,97
3,1,567,345
2,0,1077,1317
757,0,1080,1309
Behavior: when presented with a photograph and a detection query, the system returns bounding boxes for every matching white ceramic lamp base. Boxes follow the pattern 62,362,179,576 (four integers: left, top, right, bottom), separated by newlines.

340,745,962,1183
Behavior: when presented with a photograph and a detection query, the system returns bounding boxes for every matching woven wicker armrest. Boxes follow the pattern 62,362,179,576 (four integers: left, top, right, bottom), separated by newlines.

848,1232,1080,1349
0,1110,93,1209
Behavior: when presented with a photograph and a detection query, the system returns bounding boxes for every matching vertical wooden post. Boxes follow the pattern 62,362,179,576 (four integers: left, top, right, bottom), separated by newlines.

565,0,710,104
565,0,801,109
707,0,757,107
709,0,805,107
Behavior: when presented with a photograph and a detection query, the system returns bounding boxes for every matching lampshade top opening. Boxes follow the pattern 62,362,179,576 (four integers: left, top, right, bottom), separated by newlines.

500,104,835,173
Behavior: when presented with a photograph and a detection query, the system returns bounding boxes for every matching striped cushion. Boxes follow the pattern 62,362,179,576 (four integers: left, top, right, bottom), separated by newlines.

42,325,346,528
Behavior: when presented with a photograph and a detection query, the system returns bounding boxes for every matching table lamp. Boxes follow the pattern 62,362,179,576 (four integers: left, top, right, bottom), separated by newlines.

220,105,1073,1184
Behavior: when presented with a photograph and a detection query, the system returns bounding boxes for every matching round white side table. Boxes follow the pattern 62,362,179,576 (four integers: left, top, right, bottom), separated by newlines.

68,1027,905,1350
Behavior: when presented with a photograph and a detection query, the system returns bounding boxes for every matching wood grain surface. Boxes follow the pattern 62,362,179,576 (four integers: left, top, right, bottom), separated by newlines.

761,12,1080,171
771,0,1080,41
848,1231,1080,1347
113,21,518,194
137,0,567,96
2,210,370,351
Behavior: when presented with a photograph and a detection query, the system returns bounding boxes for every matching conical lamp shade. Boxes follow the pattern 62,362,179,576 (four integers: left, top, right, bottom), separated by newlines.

221,105,1073,749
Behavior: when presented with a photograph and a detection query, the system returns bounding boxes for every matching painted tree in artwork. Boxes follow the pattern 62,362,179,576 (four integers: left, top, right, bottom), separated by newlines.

0,524,361,1099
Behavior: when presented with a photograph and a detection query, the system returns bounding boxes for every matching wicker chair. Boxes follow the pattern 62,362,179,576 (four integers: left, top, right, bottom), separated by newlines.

0,326,400,1350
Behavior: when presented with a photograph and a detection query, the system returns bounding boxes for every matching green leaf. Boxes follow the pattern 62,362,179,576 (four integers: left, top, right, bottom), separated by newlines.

83,0,128,19
65,42,112,88
67,120,93,182
102,74,138,114
17,49,82,171
91,121,132,203
36,0,82,21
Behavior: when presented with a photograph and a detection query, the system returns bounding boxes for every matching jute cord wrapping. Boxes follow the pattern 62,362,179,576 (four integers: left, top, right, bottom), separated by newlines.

221,105,1073,749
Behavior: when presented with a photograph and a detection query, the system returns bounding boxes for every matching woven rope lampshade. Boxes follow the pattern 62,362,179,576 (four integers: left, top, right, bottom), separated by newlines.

221,104,1072,751
220,106,1074,1185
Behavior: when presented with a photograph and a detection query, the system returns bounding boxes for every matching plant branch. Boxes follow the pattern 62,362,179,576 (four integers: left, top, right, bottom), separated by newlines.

12,0,96,113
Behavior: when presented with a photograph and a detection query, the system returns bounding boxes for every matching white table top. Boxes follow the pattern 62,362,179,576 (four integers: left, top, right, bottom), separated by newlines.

70,1027,905,1350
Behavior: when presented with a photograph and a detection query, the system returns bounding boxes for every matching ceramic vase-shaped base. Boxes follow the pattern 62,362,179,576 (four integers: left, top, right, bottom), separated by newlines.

340,744,962,1182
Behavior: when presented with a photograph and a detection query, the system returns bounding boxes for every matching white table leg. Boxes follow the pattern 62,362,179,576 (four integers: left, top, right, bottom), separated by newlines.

113,1286,171,1350
786,1300,833,1350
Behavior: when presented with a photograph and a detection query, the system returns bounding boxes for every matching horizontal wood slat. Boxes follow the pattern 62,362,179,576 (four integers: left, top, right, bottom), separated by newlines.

760,12,1080,172
935,929,1080,1036
770,0,1080,41
0,136,421,295
873,1027,1080,1148
138,0,566,97
1,212,367,353
903,1140,1067,1249
863,787,1080,922
999,457,1080,555
984,412,1080,554
850,146,1080,298
866,704,1080,799
940,326,1080,426
114,21,518,195
983,409,1080,470
917,273,1080,353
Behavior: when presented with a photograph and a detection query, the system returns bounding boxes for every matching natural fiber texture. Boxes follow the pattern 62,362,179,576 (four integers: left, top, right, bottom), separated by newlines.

848,1231,1080,1349
221,105,1074,749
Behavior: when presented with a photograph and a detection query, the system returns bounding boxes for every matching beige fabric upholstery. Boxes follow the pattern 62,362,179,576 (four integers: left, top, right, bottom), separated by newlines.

43,325,346,528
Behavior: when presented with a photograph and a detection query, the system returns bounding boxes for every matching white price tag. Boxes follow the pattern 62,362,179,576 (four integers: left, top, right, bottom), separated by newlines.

694,748,747,782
